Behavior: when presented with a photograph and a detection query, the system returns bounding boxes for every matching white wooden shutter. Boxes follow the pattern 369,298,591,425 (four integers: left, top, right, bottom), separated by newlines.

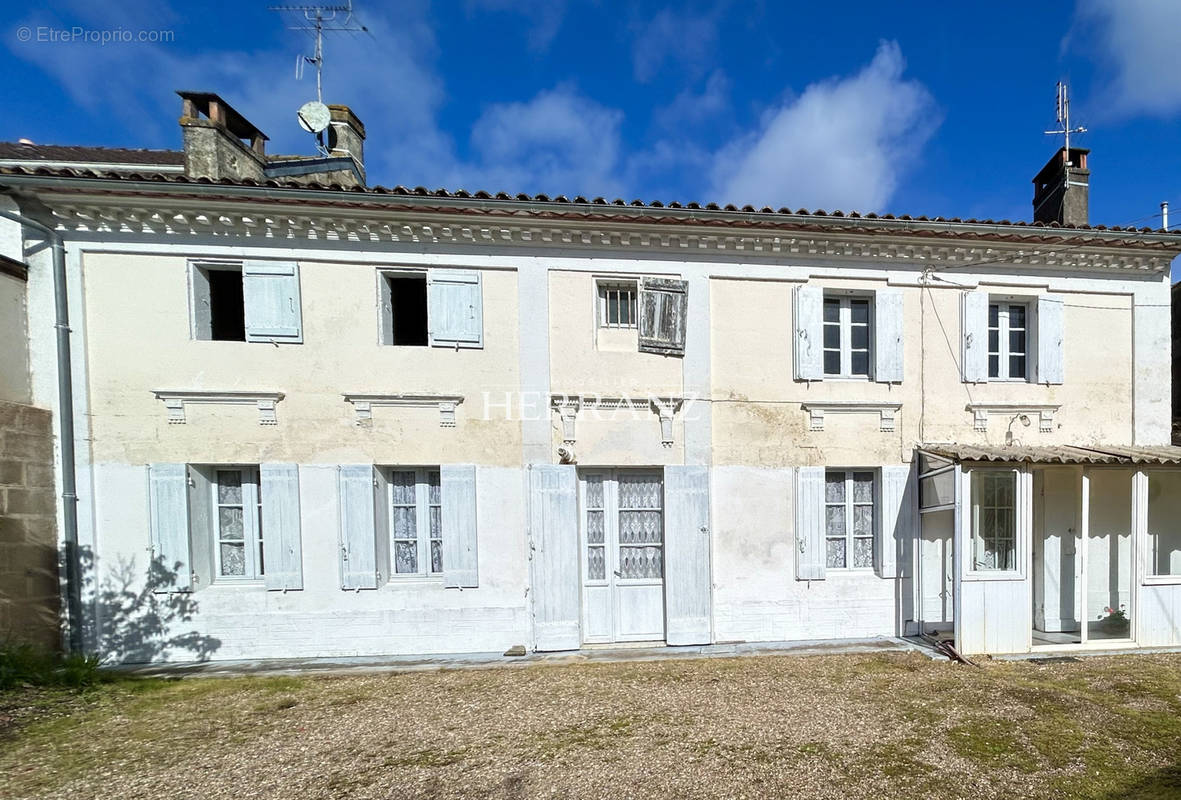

186,466,214,590
148,463,192,592
663,465,712,645
441,464,478,588
260,463,303,591
877,465,914,579
243,260,303,343
372,468,390,584
874,289,904,383
529,465,580,651
428,269,483,348
961,290,989,382
793,286,823,380
1036,294,1064,385
638,277,688,356
338,465,378,590
795,466,825,580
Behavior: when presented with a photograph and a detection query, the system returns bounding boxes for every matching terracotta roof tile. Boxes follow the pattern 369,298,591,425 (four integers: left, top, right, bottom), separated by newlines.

0,142,183,166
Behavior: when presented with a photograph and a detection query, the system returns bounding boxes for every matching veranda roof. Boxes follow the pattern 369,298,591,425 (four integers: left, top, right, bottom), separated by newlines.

918,443,1181,466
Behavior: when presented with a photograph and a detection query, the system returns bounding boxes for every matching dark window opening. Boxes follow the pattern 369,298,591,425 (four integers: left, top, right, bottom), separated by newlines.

208,268,245,341
389,275,429,346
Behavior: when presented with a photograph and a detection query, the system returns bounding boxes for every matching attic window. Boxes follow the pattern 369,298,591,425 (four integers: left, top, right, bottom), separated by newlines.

193,263,245,341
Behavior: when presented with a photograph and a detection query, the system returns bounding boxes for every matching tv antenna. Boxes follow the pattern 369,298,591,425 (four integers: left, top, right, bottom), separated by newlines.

1044,82,1087,165
269,2,369,104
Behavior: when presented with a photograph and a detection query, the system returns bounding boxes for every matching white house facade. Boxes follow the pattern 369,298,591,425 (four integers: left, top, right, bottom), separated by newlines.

2,96,1180,662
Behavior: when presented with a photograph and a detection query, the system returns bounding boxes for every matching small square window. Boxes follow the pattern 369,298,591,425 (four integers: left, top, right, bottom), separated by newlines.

385,274,429,346
598,281,638,329
822,295,873,378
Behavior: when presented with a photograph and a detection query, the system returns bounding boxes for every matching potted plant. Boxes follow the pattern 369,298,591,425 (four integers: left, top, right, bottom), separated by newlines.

1095,605,1130,637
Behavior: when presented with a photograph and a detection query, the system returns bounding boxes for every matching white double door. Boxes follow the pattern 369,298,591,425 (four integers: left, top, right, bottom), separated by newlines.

580,470,666,644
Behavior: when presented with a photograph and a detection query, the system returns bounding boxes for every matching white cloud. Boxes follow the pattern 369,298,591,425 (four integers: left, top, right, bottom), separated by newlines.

464,0,566,51
653,70,730,131
459,86,625,197
1073,0,1181,118
708,41,937,211
631,7,719,83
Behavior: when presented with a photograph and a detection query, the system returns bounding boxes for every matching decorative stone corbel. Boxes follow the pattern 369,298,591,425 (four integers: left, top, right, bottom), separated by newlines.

152,390,285,426
342,394,465,428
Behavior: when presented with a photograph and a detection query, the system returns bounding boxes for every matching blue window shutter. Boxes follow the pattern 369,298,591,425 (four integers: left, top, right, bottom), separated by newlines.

261,463,303,591
441,465,478,588
148,463,192,592
663,465,712,645
428,269,483,348
1037,294,1064,385
793,286,823,380
243,260,303,343
338,465,378,590
877,465,915,579
530,465,580,651
961,291,989,382
795,466,826,580
874,289,904,383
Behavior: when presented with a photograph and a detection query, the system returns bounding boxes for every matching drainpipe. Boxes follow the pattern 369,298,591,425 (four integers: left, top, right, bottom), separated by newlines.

0,205,83,653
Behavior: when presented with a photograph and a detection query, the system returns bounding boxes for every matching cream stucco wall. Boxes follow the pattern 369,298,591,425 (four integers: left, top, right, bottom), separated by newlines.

82,254,523,467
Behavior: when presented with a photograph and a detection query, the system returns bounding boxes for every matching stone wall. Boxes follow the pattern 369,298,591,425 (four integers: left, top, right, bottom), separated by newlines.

0,399,59,649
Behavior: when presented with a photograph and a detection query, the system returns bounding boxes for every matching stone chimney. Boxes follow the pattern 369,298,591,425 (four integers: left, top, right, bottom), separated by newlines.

177,91,269,181
327,105,366,183
1032,146,1090,227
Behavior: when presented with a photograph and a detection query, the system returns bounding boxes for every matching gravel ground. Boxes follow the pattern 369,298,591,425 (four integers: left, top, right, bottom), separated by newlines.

2,651,1180,800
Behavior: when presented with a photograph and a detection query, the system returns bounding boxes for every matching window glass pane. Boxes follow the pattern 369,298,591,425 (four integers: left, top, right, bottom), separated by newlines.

1009,329,1026,354
971,472,1017,571
217,471,242,504
850,324,869,350
988,304,999,326
850,299,869,324
823,299,840,322
1009,304,1025,327
587,546,605,580
826,538,846,569
430,541,443,574
220,542,245,575
988,355,1000,378
619,545,662,579
587,510,605,543
394,541,417,574
920,471,955,508
852,473,874,502
427,471,441,504
392,507,417,539
218,507,244,540
853,505,873,536
1148,472,1181,576
851,350,869,376
825,504,846,536
823,324,840,348
1009,355,1026,379
825,473,845,503
853,537,873,569
619,475,662,508
619,510,662,543
429,505,441,540
391,471,416,504
988,329,999,353
823,351,841,375
585,475,604,508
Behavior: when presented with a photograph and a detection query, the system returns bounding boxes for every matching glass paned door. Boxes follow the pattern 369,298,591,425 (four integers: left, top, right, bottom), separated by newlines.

580,470,666,644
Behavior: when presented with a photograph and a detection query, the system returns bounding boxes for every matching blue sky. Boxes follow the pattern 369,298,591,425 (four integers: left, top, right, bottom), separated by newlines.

3,1,1180,272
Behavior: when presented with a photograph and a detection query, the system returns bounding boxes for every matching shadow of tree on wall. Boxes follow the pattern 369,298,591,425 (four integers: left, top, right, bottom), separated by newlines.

76,547,221,664
1105,765,1181,799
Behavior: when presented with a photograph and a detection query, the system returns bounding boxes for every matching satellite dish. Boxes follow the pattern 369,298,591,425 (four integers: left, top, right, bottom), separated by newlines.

296,101,331,134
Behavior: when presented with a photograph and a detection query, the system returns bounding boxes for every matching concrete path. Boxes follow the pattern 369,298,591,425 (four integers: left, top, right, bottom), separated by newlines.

109,635,942,678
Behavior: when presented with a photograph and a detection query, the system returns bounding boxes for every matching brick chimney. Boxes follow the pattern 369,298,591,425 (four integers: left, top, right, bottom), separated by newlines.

177,91,269,181
1032,146,1090,227
327,105,365,183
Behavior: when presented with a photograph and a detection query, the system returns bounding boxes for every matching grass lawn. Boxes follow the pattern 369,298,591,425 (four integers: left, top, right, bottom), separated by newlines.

2,651,1180,799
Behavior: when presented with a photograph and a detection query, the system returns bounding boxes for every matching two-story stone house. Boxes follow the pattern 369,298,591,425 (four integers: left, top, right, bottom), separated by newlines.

2,93,1180,662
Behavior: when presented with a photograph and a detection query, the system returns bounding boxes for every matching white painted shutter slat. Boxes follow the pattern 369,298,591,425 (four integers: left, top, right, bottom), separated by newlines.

441,464,478,588
663,465,712,645
428,269,483,348
795,466,825,580
260,463,303,591
1037,294,1064,385
148,463,192,592
530,465,580,651
186,466,214,591
877,465,914,579
243,260,303,343
793,286,823,380
874,289,904,383
338,465,378,590
961,291,989,382
638,278,688,356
